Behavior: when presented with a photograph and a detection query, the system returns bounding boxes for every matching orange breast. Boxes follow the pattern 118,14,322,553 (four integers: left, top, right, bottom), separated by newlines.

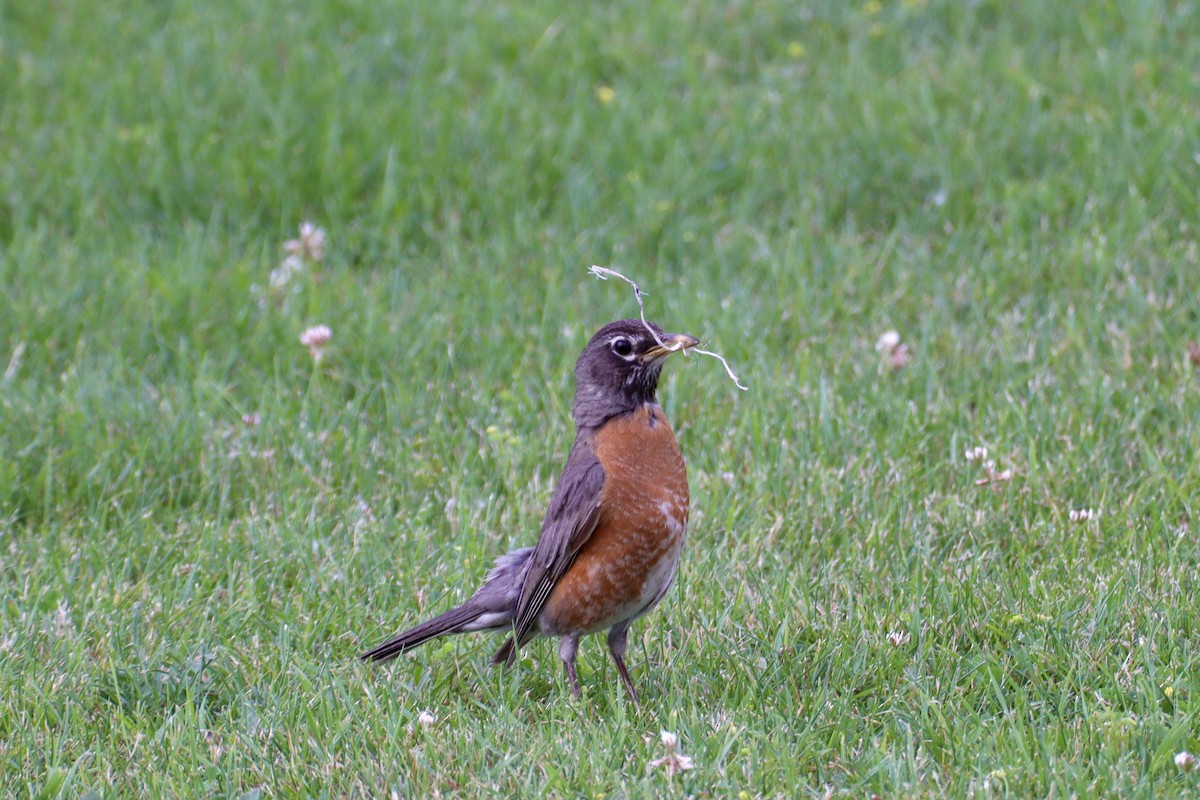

539,404,689,636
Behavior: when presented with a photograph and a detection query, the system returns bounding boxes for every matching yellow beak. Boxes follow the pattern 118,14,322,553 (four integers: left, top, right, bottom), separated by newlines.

639,333,700,363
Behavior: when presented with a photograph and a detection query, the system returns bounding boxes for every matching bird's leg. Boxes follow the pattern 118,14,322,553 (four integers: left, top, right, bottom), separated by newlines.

607,624,640,705
559,635,582,697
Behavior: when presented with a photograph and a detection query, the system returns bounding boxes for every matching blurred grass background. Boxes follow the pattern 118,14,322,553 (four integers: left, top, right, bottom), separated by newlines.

1,0,1199,796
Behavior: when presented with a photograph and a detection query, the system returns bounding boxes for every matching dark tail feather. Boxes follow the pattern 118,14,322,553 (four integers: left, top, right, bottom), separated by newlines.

361,604,486,662
362,546,533,665
491,637,516,667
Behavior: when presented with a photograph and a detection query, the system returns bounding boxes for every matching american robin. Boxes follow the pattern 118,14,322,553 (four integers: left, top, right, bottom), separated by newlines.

362,319,698,702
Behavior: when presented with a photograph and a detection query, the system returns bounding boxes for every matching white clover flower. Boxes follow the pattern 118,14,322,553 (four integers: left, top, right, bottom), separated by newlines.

1176,751,1197,772
269,254,305,289
966,445,1015,486
875,330,912,370
988,466,1013,483
876,330,901,354
649,730,694,777
300,325,332,362
965,446,989,463
285,221,327,262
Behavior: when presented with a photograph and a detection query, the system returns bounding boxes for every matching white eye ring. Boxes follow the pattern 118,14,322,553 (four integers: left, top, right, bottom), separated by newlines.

610,337,635,359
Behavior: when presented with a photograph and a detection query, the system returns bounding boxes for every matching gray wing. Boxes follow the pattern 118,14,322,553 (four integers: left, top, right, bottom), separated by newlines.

509,436,606,645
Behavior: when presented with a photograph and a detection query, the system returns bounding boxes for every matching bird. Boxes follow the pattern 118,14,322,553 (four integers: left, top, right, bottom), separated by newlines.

361,319,698,702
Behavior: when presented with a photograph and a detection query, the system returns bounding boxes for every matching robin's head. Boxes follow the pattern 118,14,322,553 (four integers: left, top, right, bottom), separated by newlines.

571,319,699,427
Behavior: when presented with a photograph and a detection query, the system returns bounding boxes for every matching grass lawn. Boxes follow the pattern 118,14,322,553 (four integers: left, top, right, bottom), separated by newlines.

2,0,1199,796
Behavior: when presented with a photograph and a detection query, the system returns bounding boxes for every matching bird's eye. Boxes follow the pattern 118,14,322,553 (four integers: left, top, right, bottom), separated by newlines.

611,338,633,357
